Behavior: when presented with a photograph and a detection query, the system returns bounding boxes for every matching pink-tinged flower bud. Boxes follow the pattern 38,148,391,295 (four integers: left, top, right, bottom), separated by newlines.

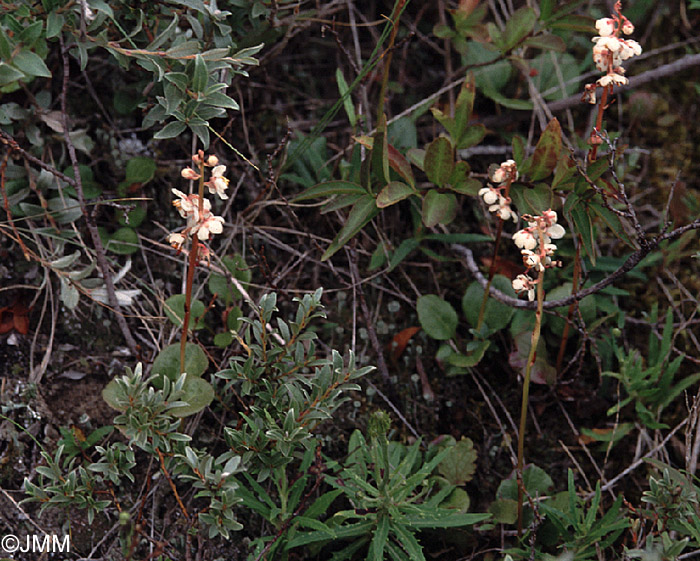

206,154,219,167
192,150,205,165
181,167,201,180
595,18,615,37
621,19,634,35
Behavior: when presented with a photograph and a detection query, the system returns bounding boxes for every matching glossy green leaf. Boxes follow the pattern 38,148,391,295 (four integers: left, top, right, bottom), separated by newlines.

424,137,454,187
376,181,415,208
422,190,457,227
417,294,458,341
322,195,379,261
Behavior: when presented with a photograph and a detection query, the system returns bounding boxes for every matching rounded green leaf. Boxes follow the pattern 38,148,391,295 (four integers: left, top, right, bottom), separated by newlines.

152,342,209,382
422,190,457,228
417,294,458,341
462,276,515,334
125,157,156,183
102,378,126,412
105,227,140,255
169,376,215,417
164,294,206,330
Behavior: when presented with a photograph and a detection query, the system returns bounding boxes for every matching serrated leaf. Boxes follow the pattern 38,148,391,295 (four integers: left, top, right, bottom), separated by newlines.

422,190,457,227
438,437,477,485
424,137,454,187
376,181,415,208
417,295,458,341
322,195,379,261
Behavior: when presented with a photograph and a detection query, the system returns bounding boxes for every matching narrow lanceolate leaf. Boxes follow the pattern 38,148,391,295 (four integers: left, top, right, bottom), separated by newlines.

377,181,415,208
321,195,379,261
526,118,561,181
567,199,596,266
387,144,415,187
192,54,208,93
424,137,454,187
292,180,367,202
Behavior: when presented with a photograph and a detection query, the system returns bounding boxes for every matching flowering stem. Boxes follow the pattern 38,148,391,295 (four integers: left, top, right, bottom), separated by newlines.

555,235,582,374
476,178,513,332
179,163,206,374
516,253,545,537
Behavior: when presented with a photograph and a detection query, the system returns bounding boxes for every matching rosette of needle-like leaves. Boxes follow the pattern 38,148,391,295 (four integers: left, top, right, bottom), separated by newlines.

217,289,373,481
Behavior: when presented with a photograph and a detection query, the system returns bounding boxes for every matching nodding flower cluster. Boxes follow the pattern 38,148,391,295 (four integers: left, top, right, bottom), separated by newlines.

478,159,518,222
168,151,228,261
582,1,642,104
511,210,565,301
